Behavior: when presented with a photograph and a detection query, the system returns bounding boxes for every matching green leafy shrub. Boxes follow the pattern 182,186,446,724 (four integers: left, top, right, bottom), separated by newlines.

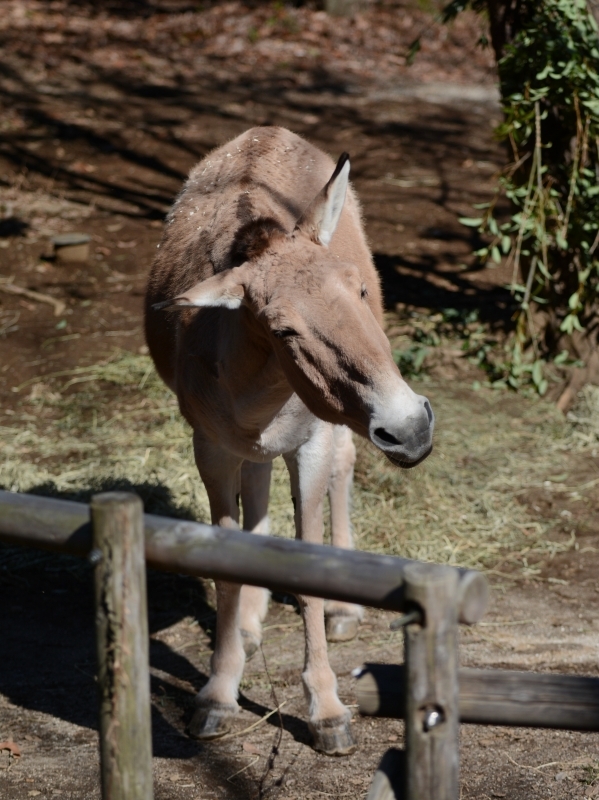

459,0,599,394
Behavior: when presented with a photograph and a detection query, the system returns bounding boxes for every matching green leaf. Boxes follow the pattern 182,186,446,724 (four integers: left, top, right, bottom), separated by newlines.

440,0,469,23
406,38,421,66
560,314,584,333
568,292,580,310
413,347,428,372
537,259,551,279
459,217,484,227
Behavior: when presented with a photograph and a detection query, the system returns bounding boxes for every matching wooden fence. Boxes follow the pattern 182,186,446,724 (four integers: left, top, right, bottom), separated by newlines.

1,488,598,800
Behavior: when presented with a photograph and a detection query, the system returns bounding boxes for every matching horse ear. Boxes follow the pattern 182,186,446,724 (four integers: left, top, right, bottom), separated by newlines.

295,153,350,247
152,265,248,311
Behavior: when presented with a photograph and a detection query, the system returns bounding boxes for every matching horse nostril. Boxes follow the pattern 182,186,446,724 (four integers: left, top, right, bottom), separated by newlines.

374,427,401,446
424,400,433,426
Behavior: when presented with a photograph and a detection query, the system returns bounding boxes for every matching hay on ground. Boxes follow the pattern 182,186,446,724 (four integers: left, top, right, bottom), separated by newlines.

0,349,589,575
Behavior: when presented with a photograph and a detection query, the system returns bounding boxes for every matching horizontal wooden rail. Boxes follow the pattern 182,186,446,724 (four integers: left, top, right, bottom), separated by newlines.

356,664,599,732
0,490,488,623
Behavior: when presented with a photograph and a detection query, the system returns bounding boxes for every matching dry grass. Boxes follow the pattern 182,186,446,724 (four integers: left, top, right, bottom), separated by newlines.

352,389,574,575
564,384,599,453
0,349,591,574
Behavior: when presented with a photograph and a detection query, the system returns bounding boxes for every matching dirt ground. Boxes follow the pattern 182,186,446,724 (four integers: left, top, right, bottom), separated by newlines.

2,548,599,800
1,1,598,799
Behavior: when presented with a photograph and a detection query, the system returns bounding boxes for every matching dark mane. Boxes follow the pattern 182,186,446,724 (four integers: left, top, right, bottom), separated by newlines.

229,216,286,267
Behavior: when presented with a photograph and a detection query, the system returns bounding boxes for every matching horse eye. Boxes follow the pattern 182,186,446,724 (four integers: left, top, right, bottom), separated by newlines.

273,328,297,339
361,285,368,299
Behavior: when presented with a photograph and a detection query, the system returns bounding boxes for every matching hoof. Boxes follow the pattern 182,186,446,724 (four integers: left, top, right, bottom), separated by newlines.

187,702,237,740
309,715,357,756
241,629,261,660
325,614,359,643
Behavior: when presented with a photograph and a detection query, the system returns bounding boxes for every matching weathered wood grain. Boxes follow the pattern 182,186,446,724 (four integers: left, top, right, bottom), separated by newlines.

92,493,153,800
356,664,599,731
403,562,460,800
0,489,488,623
366,749,405,800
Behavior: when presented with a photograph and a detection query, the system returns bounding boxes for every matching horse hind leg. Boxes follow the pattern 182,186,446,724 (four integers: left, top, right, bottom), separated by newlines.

188,434,245,740
300,593,356,755
325,425,363,643
239,461,272,659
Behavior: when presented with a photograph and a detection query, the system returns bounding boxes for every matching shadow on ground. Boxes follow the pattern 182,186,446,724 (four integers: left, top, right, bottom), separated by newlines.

0,479,311,784
375,251,514,326
0,4,511,345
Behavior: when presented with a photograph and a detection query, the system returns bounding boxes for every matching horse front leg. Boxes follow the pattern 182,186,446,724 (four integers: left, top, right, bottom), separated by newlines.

284,423,357,756
188,432,245,740
325,425,363,642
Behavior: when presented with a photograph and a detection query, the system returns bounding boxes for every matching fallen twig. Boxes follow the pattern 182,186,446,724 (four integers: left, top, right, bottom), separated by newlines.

227,756,261,782
506,754,565,772
217,702,287,741
0,277,66,317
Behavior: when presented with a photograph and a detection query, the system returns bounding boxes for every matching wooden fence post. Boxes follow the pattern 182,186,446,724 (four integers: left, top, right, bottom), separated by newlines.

403,562,460,800
91,492,153,800
366,563,460,800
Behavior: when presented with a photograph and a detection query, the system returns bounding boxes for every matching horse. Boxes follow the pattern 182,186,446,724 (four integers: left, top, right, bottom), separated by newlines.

145,126,434,755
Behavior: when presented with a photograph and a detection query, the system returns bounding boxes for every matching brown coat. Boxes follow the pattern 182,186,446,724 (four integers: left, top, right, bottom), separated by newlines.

144,126,433,755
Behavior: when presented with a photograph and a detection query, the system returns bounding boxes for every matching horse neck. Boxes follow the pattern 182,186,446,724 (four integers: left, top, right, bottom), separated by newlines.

215,306,296,432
